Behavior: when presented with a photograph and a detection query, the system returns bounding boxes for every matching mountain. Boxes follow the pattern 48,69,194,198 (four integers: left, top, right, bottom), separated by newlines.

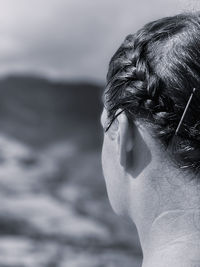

0,75,103,148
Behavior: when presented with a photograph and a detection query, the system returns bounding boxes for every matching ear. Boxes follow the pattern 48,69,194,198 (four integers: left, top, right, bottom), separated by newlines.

106,109,151,176
116,110,151,177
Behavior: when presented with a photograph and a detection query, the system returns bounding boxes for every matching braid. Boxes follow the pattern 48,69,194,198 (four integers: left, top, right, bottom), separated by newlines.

106,33,175,139
105,12,200,173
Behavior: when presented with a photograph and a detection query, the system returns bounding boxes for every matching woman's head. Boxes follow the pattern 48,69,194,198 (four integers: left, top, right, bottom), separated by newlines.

101,12,200,217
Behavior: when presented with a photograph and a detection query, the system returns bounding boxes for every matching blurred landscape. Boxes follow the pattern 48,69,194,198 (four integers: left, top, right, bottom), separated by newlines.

0,75,142,267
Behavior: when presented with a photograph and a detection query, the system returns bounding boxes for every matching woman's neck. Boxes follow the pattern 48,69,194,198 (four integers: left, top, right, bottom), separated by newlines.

142,209,200,267
129,166,200,266
128,157,200,266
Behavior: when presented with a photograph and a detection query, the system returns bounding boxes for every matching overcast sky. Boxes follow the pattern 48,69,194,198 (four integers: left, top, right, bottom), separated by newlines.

0,0,199,82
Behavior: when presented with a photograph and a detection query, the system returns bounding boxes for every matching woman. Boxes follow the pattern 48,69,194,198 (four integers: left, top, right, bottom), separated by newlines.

101,12,200,267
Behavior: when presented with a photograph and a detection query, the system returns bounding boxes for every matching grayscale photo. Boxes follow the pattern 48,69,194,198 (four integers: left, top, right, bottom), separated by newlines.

0,0,200,267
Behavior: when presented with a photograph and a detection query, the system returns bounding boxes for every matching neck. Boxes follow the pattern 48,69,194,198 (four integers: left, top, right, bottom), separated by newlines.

129,160,200,267
129,157,200,267
142,209,200,267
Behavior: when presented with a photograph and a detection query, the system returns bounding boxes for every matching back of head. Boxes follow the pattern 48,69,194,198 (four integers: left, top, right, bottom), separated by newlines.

105,12,200,175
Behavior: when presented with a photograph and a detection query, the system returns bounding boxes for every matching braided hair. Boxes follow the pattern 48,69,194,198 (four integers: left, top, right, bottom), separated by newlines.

105,12,200,173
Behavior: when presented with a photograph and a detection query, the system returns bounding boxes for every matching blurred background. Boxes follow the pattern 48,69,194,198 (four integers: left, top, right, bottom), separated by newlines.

0,1,198,266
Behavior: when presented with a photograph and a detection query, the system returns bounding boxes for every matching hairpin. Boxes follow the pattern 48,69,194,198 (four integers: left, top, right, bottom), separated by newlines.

175,88,196,136
105,88,196,136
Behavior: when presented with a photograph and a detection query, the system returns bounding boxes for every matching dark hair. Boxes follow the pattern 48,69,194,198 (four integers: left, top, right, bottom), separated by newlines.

105,12,200,173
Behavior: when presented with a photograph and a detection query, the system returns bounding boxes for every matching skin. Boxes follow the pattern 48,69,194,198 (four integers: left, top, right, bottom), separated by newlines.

101,108,200,267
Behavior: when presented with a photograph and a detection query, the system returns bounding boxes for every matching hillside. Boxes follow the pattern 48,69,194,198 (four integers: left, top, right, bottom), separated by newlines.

0,75,103,148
